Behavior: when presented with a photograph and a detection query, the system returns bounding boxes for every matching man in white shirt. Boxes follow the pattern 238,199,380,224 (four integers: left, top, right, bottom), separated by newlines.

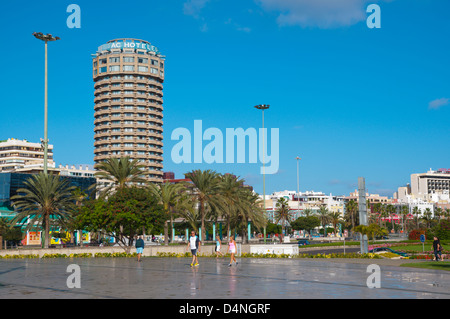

186,231,201,267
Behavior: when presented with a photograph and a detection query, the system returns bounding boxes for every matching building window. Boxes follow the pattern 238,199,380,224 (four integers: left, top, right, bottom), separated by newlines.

123,65,135,72
138,66,148,72
123,57,135,63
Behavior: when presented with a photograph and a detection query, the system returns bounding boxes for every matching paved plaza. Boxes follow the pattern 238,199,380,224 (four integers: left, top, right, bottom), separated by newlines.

0,257,448,299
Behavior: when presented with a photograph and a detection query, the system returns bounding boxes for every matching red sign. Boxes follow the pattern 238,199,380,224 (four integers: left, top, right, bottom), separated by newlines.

438,168,450,173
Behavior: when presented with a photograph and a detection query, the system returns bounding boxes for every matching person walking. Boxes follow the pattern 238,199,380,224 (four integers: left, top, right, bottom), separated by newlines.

187,231,201,267
432,236,443,261
227,236,238,266
215,235,224,258
135,235,145,262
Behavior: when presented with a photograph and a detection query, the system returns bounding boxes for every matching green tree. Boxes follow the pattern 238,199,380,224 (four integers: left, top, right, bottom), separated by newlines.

274,197,292,241
290,215,321,236
386,204,396,232
412,206,421,229
216,174,247,239
0,218,23,245
433,219,450,240
329,211,343,235
317,206,332,236
345,200,358,232
185,169,222,242
421,207,433,229
148,181,190,245
400,205,409,235
75,186,165,253
10,173,77,248
355,223,388,247
94,157,148,197
232,188,267,244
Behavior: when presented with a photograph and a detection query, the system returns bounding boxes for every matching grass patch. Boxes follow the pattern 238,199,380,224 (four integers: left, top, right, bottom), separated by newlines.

390,244,449,252
400,261,450,271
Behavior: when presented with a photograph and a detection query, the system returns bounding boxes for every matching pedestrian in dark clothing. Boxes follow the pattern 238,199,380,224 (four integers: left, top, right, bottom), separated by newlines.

136,235,145,262
432,236,443,261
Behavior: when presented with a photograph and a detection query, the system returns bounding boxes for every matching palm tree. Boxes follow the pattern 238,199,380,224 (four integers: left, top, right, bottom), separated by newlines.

371,202,383,226
148,182,189,245
10,173,77,248
185,169,222,242
329,211,343,235
421,208,433,228
216,174,247,240
345,200,358,232
274,197,291,242
70,187,88,245
400,205,409,235
317,206,331,236
386,204,396,232
94,157,148,196
412,206,421,229
444,208,450,220
434,207,443,221
233,188,267,244
302,208,313,217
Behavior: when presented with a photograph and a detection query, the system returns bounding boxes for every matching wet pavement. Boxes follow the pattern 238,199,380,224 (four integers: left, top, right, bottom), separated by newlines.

0,257,448,299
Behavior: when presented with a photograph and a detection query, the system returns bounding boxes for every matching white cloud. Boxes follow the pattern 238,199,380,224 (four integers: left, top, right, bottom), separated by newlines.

183,0,210,18
225,18,252,33
428,97,450,110
256,0,386,28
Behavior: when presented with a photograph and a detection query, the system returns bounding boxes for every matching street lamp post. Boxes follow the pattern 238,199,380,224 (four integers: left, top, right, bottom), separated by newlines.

254,104,269,243
33,32,60,175
296,156,301,217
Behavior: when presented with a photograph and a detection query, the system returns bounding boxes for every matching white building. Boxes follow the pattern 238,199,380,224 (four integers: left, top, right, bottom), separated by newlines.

263,190,345,222
0,138,55,172
411,168,450,201
405,196,435,216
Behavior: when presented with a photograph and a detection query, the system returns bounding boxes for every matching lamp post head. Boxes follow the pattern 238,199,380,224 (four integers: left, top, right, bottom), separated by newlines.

296,157,301,160
33,32,60,42
254,104,270,110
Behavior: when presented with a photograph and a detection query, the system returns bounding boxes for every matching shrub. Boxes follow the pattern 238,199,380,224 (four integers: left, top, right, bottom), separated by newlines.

408,229,426,240
434,220,450,240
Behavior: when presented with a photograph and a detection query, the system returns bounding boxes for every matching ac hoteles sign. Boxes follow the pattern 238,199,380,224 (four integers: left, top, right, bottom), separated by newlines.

97,39,160,55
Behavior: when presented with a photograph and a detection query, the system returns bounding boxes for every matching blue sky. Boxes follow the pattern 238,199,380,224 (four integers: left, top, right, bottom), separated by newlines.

0,0,449,197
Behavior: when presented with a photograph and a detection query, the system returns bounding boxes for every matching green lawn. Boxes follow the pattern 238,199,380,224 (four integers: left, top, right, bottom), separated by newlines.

390,244,449,252
400,261,450,271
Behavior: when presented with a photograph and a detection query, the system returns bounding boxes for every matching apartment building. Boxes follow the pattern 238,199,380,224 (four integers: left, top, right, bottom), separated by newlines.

0,138,55,173
410,168,450,200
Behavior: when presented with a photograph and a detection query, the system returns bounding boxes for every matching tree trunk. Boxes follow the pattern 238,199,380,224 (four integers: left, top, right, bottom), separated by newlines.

44,214,50,249
164,220,169,246
200,200,205,242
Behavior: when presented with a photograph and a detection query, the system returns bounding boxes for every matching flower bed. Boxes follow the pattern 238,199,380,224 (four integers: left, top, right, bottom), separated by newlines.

0,252,137,259
156,252,381,259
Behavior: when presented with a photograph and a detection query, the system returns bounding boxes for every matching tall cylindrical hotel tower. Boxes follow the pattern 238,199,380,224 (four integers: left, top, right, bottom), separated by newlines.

92,39,164,182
